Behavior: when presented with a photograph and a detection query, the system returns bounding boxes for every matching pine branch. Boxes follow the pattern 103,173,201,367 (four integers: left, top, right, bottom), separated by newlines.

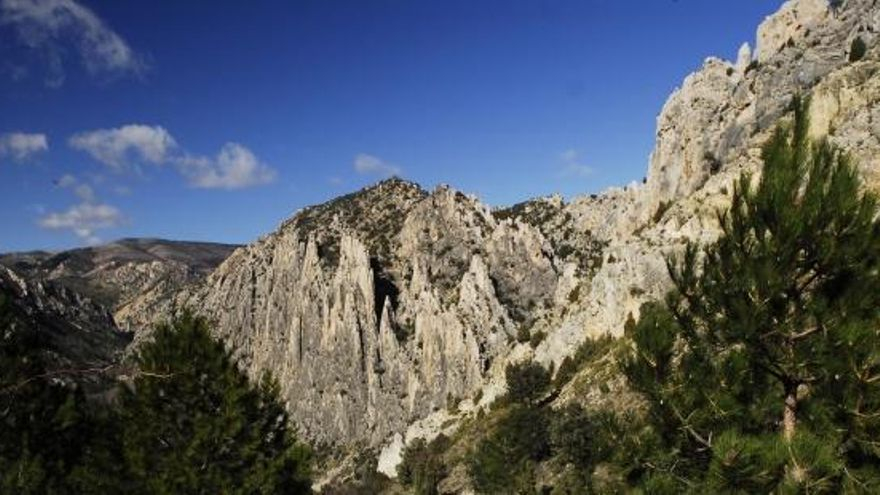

669,402,713,450
0,365,176,395
0,364,117,395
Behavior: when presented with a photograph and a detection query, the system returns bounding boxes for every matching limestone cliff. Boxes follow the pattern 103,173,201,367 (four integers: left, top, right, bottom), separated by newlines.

166,180,559,447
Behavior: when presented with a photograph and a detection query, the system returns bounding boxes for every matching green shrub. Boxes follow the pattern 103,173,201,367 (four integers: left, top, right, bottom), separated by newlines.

119,313,311,493
553,335,616,388
550,405,619,476
529,330,547,349
850,36,867,62
398,436,450,495
469,406,549,493
505,361,551,404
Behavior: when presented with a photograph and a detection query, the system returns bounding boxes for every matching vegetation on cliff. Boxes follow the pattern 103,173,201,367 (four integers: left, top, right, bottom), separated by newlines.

394,100,880,493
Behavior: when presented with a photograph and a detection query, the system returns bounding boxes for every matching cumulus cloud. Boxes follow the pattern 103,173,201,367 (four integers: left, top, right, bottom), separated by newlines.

176,143,276,190
0,0,145,86
354,153,402,177
0,131,48,161
559,149,593,178
69,124,176,170
67,124,277,189
41,173,124,244
39,202,123,244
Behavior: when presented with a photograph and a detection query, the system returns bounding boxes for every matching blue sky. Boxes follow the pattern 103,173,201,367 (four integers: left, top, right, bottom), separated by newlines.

0,0,781,252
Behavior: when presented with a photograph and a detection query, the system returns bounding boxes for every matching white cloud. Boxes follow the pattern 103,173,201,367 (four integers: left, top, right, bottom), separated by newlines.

55,173,76,188
54,173,93,201
1,0,145,85
354,153,402,177
176,143,276,190
69,124,176,170
559,148,593,178
73,183,94,202
41,173,124,244
111,184,131,196
68,124,277,190
0,131,48,161
39,202,123,244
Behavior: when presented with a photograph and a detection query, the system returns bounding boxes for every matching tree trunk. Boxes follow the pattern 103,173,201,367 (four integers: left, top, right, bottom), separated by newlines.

783,382,797,441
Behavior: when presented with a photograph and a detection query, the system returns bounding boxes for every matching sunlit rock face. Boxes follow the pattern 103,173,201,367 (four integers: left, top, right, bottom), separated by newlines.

162,179,559,446
123,0,880,459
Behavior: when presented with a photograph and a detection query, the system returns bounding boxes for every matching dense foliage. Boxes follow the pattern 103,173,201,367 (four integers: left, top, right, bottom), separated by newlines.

505,360,552,405
0,291,97,493
461,359,618,493
624,99,880,492
0,308,311,494
119,313,311,493
850,36,867,62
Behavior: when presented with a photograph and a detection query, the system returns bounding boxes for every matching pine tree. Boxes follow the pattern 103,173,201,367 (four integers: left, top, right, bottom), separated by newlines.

505,361,551,405
118,312,311,494
468,404,549,493
624,98,880,491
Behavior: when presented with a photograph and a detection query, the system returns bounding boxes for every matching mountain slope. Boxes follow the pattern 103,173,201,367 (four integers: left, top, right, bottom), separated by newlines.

1,238,239,331
0,266,129,392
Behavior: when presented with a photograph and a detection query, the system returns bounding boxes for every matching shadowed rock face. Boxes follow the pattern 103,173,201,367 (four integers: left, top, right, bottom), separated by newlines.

0,266,130,392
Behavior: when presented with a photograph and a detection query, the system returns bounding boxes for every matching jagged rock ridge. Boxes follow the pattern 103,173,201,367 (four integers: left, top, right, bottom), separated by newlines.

164,179,560,447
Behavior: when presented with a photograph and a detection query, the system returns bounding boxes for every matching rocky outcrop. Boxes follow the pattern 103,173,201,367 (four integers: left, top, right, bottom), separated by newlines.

537,0,880,347
642,0,877,230
164,180,559,447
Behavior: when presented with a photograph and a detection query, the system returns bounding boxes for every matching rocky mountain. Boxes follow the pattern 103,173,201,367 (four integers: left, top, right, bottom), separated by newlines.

0,238,239,331
108,1,880,479
129,0,880,478
156,179,557,449
4,0,878,488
